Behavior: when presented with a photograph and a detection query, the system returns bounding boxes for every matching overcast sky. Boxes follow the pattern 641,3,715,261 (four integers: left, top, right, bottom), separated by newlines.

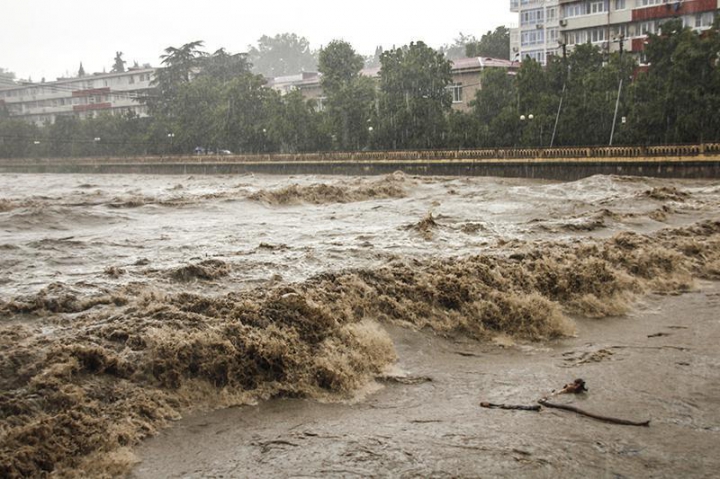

2,0,515,81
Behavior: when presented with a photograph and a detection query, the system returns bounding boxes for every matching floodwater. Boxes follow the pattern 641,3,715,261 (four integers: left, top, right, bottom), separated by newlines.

1,172,717,298
0,172,719,478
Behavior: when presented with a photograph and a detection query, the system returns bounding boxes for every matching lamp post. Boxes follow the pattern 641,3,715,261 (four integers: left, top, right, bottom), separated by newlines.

520,114,534,147
167,133,175,155
93,137,101,157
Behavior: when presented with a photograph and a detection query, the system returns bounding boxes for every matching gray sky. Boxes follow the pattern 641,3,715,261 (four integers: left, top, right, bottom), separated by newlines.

2,0,515,81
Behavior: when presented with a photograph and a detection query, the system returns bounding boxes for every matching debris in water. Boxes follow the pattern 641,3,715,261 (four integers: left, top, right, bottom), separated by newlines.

557,378,588,395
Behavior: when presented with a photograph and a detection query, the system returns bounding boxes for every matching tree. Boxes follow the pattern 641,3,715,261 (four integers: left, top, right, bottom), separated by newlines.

471,67,518,146
376,41,453,149
248,33,318,78
441,33,478,61
318,40,375,150
466,27,511,60
271,90,327,152
111,52,126,73
165,76,224,153
78,62,86,77
625,19,720,144
147,40,206,116
198,48,251,83
216,73,279,153
515,58,557,147
0,118,41,158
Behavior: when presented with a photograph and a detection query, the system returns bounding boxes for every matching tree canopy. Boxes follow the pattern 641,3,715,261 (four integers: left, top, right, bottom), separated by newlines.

318,40,375,150
466,27,511,59
248,33,318,78
376,41,453,149
111,52,126,73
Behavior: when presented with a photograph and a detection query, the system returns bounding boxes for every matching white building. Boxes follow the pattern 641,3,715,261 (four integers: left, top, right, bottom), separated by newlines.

0,68,155,125
510,0,562,65
511,0,720,64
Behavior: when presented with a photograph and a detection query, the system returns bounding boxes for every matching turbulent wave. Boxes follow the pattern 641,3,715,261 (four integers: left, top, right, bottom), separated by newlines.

0,220,718,477
248,173,408,205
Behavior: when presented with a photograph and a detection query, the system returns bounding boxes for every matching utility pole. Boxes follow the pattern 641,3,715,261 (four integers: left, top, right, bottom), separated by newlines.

551,38,568,148
609,34,625,146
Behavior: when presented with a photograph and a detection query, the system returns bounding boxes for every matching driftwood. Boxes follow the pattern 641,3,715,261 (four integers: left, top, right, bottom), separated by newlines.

480,402,542,412
481,378,651,427
538,399,650,427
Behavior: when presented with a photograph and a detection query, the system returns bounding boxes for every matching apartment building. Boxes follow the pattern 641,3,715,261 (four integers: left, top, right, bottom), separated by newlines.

511,0,563,64
511,0,720,64
0,68,155,125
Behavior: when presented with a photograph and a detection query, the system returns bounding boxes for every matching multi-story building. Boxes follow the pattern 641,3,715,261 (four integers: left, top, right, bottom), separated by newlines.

0,68,155,125
511,0,720,64
510,0,562,65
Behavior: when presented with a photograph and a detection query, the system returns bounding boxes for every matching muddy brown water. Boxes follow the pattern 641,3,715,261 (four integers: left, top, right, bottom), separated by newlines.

1,173,719,478
2,173,718,298
132,283,720,479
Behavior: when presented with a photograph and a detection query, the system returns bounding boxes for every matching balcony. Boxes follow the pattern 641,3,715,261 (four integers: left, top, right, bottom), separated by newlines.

633,0,717,21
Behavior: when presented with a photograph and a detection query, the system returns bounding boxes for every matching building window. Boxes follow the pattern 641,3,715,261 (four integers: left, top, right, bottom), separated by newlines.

614,0,626,10
521,8,544,26
638,0,663,6
612,24,629,38
548,28,559,43
449,83,463,103
640,21,658,35
523,50,546,64
590,1,607,15
695,12,715,29
521,30,546,46
591,28,607,43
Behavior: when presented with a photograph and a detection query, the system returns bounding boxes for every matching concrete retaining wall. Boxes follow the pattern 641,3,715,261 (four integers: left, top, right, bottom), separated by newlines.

1,158,719,181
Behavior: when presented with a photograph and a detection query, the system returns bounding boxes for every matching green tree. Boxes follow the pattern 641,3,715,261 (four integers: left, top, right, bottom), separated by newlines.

111,52,126,73
625,18,720,144
147,40,206,116
271,90,327,152
165,76,224,153
0,118,41,158
248,33,317,78
466,27,511,59
447,110,481,148
198,48,251,83
471,67,518,146
376,41,453,149
551,43,624,146
318,40,375,150
216,73,279,153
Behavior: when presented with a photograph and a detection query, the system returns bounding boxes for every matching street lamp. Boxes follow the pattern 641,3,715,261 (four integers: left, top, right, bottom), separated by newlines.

167,133,175,155
520,114,540,147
